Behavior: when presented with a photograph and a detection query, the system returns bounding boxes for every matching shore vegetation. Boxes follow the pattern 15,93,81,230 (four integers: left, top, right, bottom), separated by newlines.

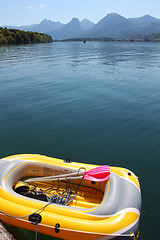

0,28,53,46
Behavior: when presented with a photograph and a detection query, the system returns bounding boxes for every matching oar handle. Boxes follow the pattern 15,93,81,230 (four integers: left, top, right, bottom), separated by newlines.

25,175,84,183
25,170,85,183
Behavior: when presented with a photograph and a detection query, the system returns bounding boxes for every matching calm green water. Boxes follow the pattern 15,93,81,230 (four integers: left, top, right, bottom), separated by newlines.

1,41,160,239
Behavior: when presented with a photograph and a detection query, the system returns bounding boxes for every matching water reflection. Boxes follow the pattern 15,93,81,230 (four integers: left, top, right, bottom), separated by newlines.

1,42,160,240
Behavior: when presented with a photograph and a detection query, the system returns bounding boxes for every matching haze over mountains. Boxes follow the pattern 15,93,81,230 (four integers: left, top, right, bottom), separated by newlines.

3,13,160,40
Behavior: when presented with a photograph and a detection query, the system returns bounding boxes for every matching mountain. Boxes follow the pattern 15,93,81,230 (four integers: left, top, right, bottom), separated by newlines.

86,13,135,38
80,19,95,30
4,20,63,34
137,22,160,35
85,13,160,39
3,24,38,31
129,15,160,25
128,15,160,35
33,19,63,33
3,13,160,40
49,18,84,39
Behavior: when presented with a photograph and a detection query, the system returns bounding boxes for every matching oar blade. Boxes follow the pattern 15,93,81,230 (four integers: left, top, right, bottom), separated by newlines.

83,165,110,182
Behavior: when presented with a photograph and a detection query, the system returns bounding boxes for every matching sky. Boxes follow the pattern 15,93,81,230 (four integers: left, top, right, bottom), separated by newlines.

1,0,160,26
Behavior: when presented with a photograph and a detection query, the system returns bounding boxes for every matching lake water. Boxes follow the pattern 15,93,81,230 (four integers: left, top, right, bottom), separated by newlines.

0,41,160,239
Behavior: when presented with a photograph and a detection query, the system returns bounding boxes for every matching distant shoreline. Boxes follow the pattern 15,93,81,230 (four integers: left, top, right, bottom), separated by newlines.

54,37,160,42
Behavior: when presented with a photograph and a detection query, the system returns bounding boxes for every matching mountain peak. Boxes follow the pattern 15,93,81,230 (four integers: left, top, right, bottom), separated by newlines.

81,18,90,22
106,13,125,18
141,15,160,22
41,19,49,22
62,17,81,29
107,13,120,16
129,15,160,25
80,19,95,30
70,18,80,23
40,19,53,25
96,12,132,28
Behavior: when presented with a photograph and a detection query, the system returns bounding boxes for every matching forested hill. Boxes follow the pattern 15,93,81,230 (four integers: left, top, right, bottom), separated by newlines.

0,28,53,45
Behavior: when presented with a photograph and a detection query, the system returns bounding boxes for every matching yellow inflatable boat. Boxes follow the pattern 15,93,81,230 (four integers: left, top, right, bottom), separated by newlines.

0,154,141,240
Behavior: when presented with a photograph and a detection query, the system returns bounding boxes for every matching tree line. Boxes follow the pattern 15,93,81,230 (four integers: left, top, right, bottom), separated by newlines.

0,28,53,45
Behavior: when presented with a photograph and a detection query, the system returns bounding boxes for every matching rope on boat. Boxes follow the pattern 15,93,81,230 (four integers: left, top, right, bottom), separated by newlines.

0,167,89,221
0,201,52,220
16,167,86,206
35,223,38,240
50,227,137,239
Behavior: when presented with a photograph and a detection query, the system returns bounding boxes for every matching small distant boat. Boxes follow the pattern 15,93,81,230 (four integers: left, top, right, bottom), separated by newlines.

0,154,141,239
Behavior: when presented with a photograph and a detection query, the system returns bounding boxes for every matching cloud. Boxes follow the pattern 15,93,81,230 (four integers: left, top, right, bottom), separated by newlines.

26,6,34,10
25,3,45,13
40,3,45,9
